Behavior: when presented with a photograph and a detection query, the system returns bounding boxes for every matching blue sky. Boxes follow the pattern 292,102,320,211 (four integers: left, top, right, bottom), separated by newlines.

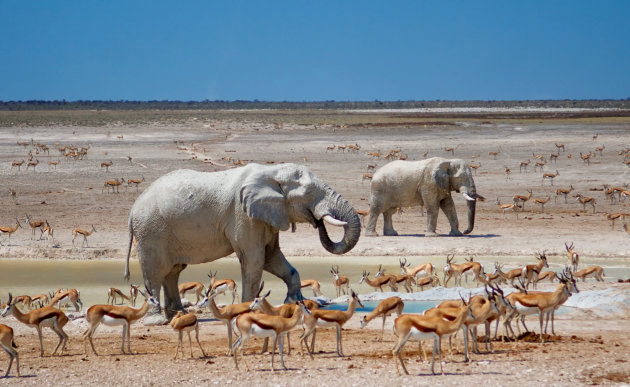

1,1,629,101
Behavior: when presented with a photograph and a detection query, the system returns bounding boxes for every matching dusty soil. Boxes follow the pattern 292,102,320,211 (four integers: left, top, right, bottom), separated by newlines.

1,109,630,385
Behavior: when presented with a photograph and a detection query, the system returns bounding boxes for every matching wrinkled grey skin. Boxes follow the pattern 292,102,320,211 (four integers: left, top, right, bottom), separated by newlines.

125,163,360,322
365,157,483,237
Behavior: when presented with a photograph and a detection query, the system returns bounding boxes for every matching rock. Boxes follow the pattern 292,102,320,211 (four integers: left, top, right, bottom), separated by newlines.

142,313,168,326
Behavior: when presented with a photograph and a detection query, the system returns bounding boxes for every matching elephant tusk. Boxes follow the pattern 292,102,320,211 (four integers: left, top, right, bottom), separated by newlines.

463,193,476,202
322,215,347,227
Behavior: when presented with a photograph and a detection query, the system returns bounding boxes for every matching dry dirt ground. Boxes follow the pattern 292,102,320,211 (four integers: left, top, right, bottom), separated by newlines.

1,109,630,385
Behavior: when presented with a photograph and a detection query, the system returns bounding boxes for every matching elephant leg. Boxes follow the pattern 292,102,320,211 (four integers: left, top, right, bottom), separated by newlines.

382,208,399,236
364,210,381,236
138,244,170,314
425,204,441,237
440,197,462,236
264,240,303,303
236,249,265,302
162,264,187,319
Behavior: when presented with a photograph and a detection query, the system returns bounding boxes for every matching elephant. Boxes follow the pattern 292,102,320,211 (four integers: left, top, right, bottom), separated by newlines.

364,157,483,237
124,163,360,322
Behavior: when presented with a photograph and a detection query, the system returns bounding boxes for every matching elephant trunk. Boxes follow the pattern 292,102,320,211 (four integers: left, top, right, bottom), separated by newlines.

462,192,483,235
314,192,361,254
463,198,476,235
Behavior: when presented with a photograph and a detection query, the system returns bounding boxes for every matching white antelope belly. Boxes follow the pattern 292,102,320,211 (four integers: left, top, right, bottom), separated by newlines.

409,327,437,341
213,284,229,293
102,315,128,326
39,316,58,328
250,325,275,338
515,302,539,316
316,319,339,328
178,324,197,333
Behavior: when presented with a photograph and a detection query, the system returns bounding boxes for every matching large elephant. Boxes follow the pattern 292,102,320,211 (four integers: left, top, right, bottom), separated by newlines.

125,163,360,322
365,157,483,237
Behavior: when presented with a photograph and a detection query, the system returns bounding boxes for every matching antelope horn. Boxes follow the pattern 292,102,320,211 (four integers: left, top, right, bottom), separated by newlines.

256,281,265,297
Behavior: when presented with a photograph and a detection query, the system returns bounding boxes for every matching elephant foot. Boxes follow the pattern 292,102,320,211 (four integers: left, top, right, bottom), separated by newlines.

142,312,169,326
383,229,399,236
449,230,463,237
364,229,379,237
425,231,440,237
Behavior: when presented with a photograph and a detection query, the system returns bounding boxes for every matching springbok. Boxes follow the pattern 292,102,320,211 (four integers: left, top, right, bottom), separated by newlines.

330,266,350,297
207,271,238,304
565,242,579,272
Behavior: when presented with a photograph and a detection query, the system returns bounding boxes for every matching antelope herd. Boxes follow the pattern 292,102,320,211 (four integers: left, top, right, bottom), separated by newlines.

0,252,608,377
1,127,629,380
4,134,630,250
3,138,148,250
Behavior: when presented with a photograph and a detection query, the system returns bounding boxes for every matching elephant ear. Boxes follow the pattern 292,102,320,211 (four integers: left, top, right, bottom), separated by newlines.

432,160,451,192
239,173,291,231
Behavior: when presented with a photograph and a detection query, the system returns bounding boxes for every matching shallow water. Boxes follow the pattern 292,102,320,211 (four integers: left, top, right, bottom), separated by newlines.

322,300,438,314
0,255,628,310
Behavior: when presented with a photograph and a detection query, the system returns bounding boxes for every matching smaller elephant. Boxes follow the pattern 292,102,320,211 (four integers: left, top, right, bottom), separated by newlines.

365,157,483,237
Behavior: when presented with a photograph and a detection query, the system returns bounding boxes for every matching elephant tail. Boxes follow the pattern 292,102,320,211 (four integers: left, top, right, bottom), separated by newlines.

124,217,133,281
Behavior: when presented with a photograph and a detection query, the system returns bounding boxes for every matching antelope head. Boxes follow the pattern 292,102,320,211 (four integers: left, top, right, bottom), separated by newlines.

515,277,528,294
330,265,341,280
359,270,369,284
350,290,364,308
138,285,158,306
249,286,271,311
1,293,12,316
296,299,312,316
198,287,214,307
537,250,549,268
